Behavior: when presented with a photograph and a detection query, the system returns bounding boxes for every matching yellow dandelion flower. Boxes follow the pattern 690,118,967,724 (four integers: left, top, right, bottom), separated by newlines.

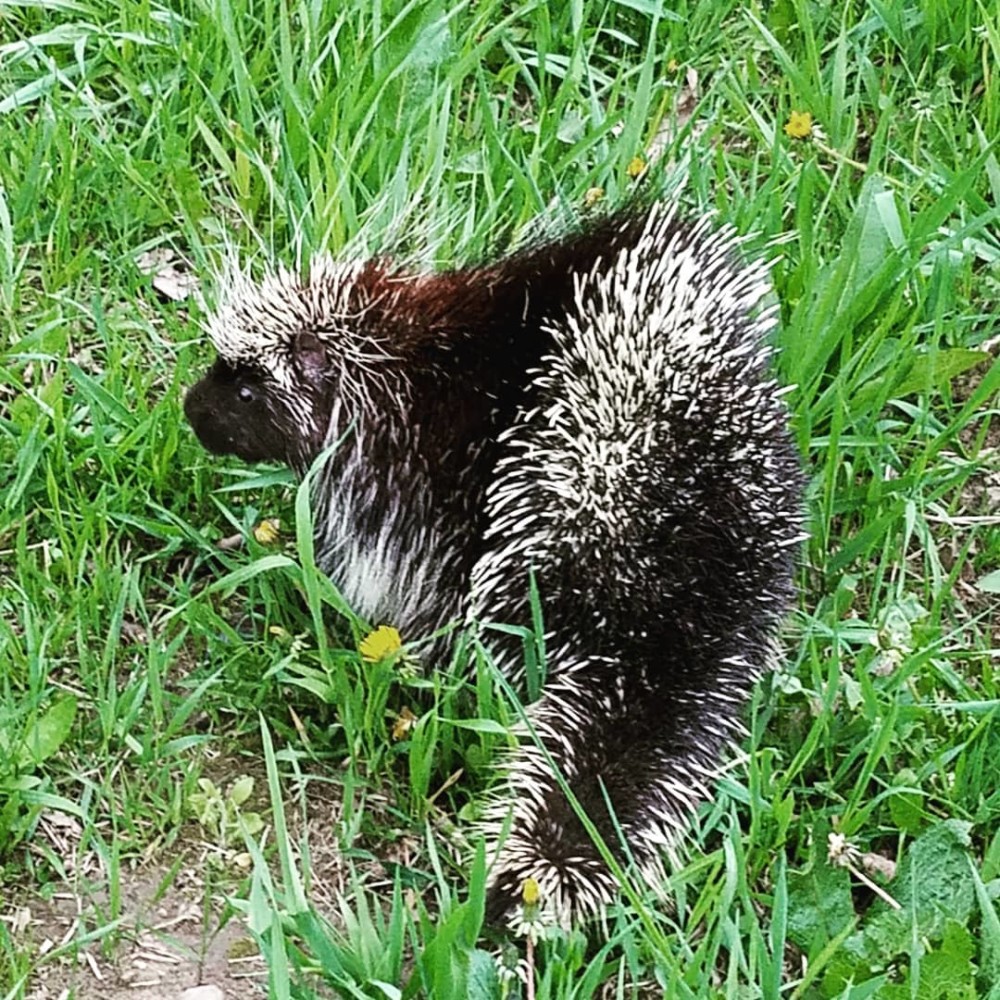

783,110,813,140
626,155,647,179
583,186,604,207
253,518,281,544
359,624,403,663
521,876,541,906
392,705,417,741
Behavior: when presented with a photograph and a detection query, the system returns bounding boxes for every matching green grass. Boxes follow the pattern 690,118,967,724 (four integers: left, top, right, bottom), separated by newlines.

1,0,999,996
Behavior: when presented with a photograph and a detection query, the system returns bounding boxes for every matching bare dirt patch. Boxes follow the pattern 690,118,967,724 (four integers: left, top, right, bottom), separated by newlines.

2,755,407,999
6,855,264,1000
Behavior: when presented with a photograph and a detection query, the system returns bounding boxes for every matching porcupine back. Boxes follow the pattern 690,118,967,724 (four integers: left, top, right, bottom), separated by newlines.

470,208,803,925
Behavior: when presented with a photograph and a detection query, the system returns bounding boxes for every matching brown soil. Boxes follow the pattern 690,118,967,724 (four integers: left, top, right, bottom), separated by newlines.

6,854,264,1000
1,756,410,1000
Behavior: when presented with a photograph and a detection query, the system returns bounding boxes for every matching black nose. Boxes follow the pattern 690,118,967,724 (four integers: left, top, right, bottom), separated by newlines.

184,379,232,456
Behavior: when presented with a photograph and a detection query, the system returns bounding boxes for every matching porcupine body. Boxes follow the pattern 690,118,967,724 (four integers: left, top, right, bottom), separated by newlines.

184,203,804,927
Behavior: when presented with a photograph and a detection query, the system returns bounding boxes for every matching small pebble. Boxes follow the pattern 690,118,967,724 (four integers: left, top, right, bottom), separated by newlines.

179,987,225,1000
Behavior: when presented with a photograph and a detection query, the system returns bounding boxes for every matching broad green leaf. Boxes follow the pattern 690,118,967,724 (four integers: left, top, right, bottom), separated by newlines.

467,948,501,1000
787,826,856,951
846,820,975,962
892,349,990,399
229,775,255,806
441,718,509,735
20,696,77,768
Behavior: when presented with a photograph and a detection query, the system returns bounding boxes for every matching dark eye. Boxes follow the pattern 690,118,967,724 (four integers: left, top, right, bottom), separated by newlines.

238,385,254,403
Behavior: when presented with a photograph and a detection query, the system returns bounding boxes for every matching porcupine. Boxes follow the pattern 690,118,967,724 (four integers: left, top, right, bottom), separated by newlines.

183,202,804,928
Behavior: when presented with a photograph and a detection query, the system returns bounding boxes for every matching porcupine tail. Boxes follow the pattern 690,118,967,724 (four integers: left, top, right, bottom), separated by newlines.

469,205,804,927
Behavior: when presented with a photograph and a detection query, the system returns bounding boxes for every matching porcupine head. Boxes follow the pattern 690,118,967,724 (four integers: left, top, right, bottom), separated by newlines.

184,258,392,473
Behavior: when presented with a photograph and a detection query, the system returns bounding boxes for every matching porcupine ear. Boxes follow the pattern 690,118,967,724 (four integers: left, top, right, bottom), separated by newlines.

293,331,329,381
